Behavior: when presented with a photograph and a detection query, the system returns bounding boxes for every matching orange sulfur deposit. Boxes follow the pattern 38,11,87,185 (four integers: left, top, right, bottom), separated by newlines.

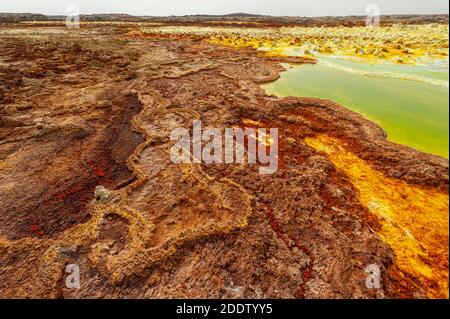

305,134,449,299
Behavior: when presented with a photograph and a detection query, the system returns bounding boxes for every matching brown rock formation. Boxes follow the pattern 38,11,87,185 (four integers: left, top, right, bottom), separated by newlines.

0,24,447,299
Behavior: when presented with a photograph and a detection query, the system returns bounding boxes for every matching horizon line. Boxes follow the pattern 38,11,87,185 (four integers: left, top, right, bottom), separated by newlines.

1,11,449,18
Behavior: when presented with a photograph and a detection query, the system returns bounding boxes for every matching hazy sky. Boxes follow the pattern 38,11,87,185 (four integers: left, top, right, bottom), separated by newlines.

0,0,448,17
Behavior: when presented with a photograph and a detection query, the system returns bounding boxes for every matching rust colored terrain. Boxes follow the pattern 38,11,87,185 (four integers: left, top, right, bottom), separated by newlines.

0,24,448,298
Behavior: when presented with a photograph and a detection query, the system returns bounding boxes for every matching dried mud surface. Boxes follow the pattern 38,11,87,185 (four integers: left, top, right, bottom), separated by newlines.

0,24,448,299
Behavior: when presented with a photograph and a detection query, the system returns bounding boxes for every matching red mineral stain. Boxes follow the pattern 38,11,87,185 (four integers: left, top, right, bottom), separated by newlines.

265,204,315,299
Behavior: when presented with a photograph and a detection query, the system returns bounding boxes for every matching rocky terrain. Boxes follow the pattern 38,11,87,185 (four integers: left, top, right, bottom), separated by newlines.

137,23,449,65
0,22,448,299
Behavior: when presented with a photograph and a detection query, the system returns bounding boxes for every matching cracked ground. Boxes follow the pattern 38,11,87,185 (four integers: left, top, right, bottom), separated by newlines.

0,24,448,298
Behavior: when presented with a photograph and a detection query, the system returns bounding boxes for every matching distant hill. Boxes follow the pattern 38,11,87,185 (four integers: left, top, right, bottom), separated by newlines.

0,12,448,26
0,13,48,22
79,14,143,22
191,13,267,18
223,13,266,17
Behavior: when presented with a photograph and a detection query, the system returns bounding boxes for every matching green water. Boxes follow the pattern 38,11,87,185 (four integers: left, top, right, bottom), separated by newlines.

264,59,449,158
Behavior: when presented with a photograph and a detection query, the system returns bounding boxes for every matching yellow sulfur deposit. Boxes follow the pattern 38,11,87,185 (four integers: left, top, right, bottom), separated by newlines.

139,24,449,64
305,134,449,298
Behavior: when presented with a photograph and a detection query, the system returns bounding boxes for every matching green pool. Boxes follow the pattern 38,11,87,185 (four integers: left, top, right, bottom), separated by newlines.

263,57,449,158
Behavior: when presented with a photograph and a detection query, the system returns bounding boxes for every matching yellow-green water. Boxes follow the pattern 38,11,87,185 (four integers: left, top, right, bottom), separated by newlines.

264,57,449,158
